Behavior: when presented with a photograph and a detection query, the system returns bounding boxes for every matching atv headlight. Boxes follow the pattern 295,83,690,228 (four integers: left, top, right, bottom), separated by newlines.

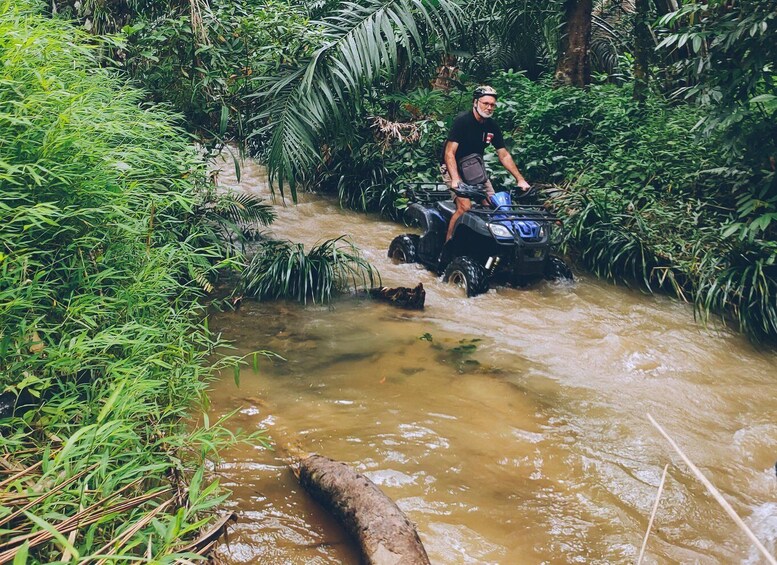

489,223,512,239
539,225,547,238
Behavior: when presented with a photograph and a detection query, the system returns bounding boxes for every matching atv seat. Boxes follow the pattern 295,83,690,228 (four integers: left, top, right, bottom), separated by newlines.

437,200,456,220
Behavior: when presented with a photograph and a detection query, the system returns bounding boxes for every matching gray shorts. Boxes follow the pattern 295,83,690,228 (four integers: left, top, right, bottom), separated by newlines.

439,163,495,199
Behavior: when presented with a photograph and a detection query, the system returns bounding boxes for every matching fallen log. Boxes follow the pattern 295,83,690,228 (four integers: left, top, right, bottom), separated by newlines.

368,283,425,310
296,454,430,565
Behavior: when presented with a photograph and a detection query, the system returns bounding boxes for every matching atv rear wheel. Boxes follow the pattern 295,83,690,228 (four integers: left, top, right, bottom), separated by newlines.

443,256,489,297
545,255,573,280
388,234,419,263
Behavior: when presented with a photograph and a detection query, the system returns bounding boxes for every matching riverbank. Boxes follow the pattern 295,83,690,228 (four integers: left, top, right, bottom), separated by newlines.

0,3,244,560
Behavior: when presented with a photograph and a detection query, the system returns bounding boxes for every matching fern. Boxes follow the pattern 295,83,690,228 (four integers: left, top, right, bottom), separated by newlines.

250,0,461,198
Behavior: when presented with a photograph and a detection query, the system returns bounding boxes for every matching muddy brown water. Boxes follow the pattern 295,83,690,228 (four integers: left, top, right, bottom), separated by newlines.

206,155,777,564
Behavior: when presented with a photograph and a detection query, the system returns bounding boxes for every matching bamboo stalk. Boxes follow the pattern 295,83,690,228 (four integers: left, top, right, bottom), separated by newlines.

0,494,38,505
92,497,175,564
637,463,668,565
0,464,97,529
0,460,43,490
647,413,777,565
0,487,171,562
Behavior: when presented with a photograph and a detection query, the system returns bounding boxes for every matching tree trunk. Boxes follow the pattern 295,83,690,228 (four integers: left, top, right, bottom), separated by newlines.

554,0,593,88
632,0,653,105
653,0,679,17
431,54,458,91
297,455,431,565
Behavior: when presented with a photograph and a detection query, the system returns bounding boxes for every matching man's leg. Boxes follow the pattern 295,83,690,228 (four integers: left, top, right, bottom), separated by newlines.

440,162,473,242
481,178,496,206
446,197,471,242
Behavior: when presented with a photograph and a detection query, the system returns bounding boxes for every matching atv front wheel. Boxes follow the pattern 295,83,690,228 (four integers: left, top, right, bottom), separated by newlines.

545,255,573,280
388,234,419,263
443,256,489,297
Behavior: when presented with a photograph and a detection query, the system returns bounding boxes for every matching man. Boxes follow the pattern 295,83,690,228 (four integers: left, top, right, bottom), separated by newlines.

440,85,531,243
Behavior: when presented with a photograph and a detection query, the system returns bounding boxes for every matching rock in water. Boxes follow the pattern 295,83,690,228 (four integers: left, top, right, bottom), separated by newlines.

369,283,425,310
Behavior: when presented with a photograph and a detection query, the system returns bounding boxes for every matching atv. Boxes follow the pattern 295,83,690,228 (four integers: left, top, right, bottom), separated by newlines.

388,182,573,296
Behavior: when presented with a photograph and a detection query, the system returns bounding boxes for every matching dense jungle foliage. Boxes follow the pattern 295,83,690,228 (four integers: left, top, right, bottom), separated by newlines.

0,1,381,558
0,2,271,561
1,0,776,561
53,0,775,340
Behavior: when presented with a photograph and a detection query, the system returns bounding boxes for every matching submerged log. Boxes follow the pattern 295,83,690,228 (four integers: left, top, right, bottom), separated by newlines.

368,283,425,310
297,454,430,565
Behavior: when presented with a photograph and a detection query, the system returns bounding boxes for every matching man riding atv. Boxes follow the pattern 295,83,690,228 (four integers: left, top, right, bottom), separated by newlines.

388,182,573,296
440,85,531,247
388,84,573,296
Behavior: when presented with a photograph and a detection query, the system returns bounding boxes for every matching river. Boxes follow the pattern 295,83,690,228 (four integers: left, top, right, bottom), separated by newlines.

206,154,777,564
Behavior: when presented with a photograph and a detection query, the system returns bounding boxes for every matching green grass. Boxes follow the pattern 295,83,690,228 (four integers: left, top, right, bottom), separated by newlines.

0,1,267,561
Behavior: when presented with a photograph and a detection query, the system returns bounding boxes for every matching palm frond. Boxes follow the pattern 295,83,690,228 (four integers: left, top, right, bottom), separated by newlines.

191,190,276,257
458,0,563,77
207,191,276,227
250,0,461,198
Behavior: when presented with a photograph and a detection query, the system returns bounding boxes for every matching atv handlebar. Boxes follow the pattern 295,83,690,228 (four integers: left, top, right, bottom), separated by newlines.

404,181,546,208
454,182,539,203
512,185,538,200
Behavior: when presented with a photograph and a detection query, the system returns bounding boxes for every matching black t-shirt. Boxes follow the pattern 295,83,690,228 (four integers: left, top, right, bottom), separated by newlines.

440,110,505,164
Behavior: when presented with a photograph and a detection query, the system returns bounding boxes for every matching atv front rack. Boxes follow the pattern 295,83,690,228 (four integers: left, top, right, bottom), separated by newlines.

404,182,561,221
405,182,451,203
468,205,560,223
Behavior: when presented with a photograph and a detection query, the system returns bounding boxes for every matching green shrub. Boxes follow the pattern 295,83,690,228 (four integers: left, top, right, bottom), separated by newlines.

490,73,777,341
116,0,319,140
240,237,379,303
